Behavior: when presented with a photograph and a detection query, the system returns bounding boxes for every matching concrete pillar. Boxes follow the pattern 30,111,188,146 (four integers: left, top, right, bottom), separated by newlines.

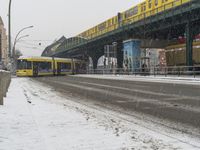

116,42,123,68
92,57,99,70
3,73,6,97
88,49,104,70
3,73,8,97
0,71,11,105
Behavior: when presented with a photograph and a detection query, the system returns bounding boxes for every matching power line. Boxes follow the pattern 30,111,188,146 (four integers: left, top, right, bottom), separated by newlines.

21,39,55,42
16,42,46,47
16,45,42,49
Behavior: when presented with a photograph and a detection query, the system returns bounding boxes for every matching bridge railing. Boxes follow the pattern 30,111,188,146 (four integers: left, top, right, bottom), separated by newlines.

87,65,200,78
0,71,11,105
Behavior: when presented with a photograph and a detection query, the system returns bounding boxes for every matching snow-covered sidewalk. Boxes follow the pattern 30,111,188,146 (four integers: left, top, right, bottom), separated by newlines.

76,74,200,85
0,78,200,150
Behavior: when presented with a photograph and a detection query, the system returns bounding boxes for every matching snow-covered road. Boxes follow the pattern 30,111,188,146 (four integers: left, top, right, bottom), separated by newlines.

0,77,200,150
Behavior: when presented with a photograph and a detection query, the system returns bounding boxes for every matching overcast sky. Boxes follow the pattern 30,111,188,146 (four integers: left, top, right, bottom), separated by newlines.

0,0,141,56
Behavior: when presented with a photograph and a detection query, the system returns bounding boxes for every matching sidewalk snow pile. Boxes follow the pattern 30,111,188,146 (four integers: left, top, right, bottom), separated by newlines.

0,78,200,150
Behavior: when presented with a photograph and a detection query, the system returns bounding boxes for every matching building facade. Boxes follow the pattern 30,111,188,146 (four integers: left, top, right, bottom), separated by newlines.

0,16,8,69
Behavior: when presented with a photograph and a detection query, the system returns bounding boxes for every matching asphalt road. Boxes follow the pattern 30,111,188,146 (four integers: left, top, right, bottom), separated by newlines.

34,75,200,135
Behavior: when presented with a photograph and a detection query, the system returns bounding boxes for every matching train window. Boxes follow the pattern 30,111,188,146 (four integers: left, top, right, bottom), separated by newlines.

27,61,32,69
108,20,112,27
162,0,168,3
17,60,32,69
155,0,158,6
117,13,122,22
38,62,51,70
149,3,152,9
125,6,138,18
133,6,138,15
141,3,146,12
148,0,152,8
98,22,106,31
61,63,71,70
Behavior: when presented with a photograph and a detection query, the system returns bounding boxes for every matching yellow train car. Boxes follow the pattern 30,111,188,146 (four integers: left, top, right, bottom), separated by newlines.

166,48,200,66
17,56,53,77
54,57,73,75
165,40,200,66
78,0,191,40
16,56,86,77
79,16,118,39
73,58,87,74
122,4,140,24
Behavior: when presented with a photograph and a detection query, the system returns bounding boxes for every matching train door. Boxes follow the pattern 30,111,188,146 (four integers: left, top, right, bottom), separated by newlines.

57,62,61,75
75,63,80,74
146,0,154,16
71,59,75,75
117,12,123,27
162,0,174,10
33,62,39,77
140,2,146,19
154,0,161,13
52,57,56,76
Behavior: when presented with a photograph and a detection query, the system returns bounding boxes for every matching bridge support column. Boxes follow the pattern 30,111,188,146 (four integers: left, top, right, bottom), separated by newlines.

88,50,103,71
186,21,193,67
116,42,123,68
92,57,98,70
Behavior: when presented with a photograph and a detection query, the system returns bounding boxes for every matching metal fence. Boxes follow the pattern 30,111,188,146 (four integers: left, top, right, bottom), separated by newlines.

0,71,11,105
87,65,200,78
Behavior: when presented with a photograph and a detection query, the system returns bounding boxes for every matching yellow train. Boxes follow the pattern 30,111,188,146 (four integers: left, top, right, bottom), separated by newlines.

78,0,190,39
165,41,200,66
16,56,86,77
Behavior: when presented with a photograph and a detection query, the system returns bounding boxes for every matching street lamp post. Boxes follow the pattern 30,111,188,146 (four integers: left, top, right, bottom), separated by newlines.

11,26,33,74
12,25,33,57
8,0,12,58
12,34,29,58
11,34,29,74
11,26,33,58
7,0,33,71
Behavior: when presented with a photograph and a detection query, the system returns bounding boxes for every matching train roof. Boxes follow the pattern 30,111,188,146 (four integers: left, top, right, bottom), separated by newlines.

18,56,82,61
18,56,73,61
18,56,52,60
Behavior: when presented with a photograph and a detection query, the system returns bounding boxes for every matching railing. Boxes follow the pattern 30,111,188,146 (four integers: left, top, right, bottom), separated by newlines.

0,71,11,105
87,65,200,78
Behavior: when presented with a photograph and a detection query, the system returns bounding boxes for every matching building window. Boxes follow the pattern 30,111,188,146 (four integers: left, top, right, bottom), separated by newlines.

155,0,158,6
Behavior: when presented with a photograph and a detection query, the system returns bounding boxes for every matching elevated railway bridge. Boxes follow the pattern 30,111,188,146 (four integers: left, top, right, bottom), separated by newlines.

42,0,200,69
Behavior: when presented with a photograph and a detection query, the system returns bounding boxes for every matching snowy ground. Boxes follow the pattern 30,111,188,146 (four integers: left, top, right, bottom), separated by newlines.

0,77,200,150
